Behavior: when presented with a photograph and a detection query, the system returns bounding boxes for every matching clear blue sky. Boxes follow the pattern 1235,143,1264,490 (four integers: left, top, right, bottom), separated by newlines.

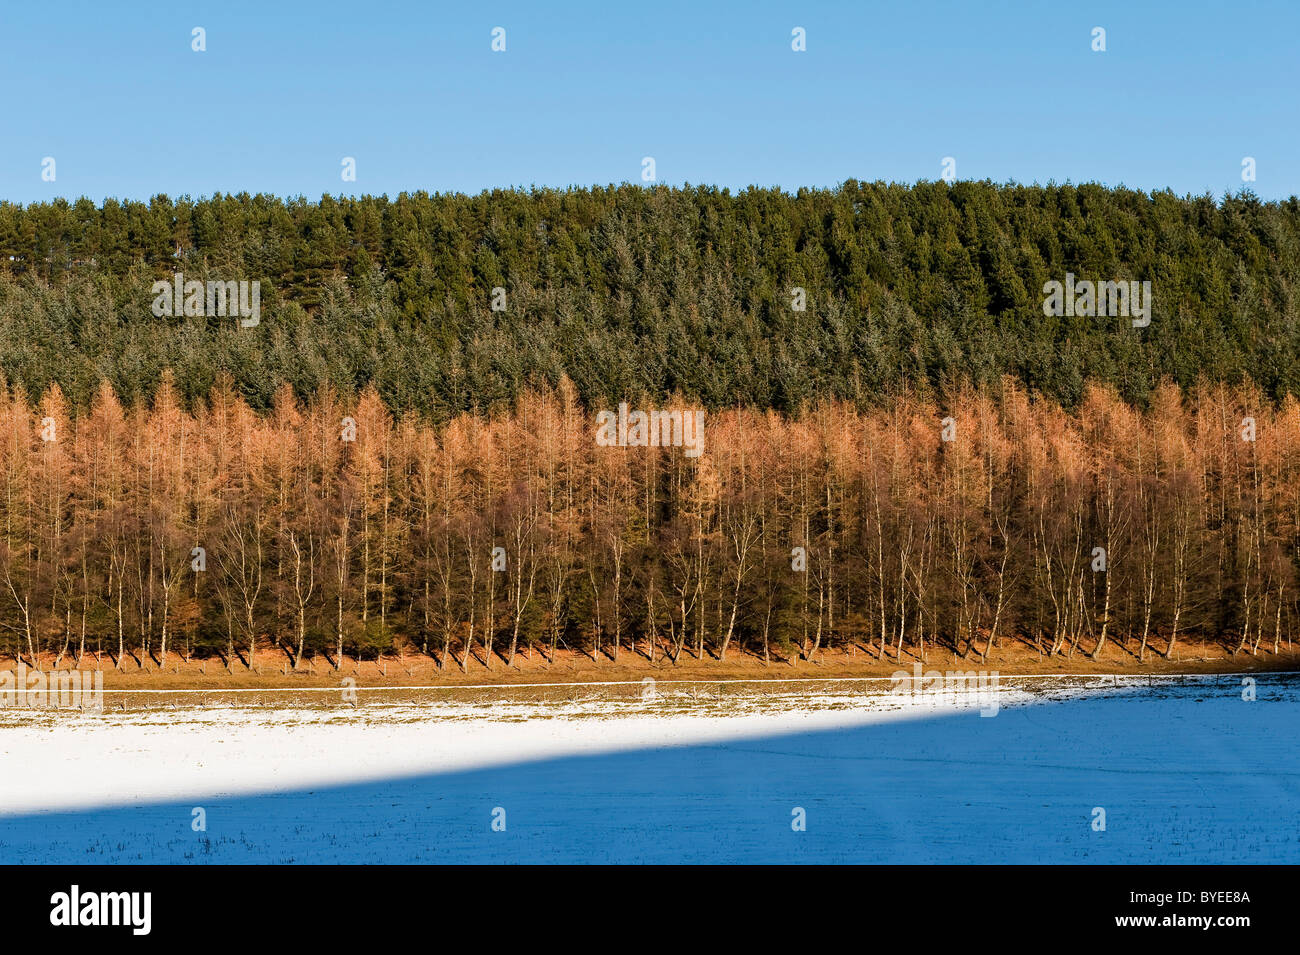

1,0,1295,203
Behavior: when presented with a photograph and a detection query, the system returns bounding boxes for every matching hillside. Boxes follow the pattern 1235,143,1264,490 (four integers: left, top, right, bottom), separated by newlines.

1,182,1297,417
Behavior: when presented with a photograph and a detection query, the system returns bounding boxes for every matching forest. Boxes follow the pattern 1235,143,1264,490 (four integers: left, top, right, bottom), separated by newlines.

0,182,1298,419
0,374,1294,668
1,182,1298,668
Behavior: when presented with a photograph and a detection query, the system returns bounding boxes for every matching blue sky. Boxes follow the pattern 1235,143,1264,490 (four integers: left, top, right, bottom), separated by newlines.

1,0,1295,203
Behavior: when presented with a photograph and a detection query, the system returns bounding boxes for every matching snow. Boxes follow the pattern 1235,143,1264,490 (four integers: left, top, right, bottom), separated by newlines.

0,675,1295,863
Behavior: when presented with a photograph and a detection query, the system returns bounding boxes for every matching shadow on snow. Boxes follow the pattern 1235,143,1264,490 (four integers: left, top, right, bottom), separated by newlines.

2,679,1297,864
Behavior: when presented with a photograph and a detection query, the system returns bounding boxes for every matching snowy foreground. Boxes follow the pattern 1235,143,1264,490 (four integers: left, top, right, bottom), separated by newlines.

0,675,1296,863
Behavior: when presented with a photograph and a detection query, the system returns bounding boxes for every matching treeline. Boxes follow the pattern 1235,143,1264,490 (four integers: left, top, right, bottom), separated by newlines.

1,182,1298,418
0,377,1294,669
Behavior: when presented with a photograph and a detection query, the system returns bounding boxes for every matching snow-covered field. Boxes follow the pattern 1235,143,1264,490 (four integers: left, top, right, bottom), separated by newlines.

0,674,1296,863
